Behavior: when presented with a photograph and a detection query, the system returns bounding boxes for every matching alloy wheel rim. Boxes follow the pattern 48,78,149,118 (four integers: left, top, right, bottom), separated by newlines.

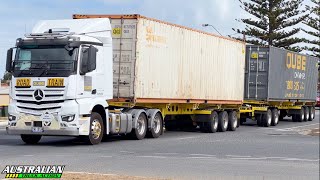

91,119,102,139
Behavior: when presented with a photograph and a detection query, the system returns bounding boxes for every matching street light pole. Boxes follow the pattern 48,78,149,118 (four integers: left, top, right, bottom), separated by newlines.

202,24,223,36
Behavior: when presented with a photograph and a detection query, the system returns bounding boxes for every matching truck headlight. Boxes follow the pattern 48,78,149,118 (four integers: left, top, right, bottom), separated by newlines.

61,115,75,122
8,115,16,121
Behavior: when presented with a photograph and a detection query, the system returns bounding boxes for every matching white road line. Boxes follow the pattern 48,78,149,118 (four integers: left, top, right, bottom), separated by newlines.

187,157,216,159
226,155,252,158
230,157,268,160
154,153,179,155
23,155,34,157
189,154,216,157
100,156,112,158
282,158,320,162
120,151,134,154
176,136,197,140
137,156,167,159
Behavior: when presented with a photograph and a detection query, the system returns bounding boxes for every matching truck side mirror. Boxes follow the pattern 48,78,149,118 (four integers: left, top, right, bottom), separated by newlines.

80,45,97,75
6,48,13,72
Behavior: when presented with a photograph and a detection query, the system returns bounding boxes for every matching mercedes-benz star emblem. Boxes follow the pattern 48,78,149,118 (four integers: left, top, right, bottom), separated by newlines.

34,89,44,101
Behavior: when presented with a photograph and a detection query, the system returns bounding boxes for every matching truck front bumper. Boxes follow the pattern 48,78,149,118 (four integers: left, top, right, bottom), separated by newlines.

6,127,80,136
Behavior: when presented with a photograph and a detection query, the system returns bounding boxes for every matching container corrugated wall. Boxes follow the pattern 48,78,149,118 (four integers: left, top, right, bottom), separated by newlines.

75,14,246,104
134,17,245,103
245,45,319,102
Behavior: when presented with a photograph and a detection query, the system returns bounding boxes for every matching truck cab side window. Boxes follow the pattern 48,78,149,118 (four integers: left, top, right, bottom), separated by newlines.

80,45,97,75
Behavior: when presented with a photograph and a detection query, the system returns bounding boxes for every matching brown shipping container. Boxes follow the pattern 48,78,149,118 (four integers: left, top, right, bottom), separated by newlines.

74,14,246,104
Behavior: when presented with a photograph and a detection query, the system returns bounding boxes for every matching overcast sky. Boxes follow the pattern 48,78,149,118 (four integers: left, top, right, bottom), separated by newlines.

0,0,316,78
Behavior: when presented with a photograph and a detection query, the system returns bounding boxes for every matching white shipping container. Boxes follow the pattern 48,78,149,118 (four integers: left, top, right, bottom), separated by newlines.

74,14,246,104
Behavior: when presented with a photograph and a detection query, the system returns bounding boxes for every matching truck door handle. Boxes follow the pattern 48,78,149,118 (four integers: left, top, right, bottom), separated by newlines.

92,89,97,94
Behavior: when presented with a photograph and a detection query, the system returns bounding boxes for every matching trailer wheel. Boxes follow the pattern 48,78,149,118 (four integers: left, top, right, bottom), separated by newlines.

309,106,315,121
218,111,228,132
303,107,309,122
292,115,297,122
207,111,219,133
296,108,304,122
256,114,263,127
262,109,272,127
279,110,287,121
271,109,279,126
21,135,42,144
228,111,237,131
147,112,163,138
85,112,104,145
131,113,147,140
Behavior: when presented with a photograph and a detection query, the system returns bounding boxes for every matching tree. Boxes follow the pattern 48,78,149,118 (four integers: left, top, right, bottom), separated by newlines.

303,0,320,58
232,0,308,52
1,72,12,83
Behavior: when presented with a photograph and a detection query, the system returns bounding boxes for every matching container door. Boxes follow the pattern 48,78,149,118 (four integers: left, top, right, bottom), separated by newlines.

110,18,137,98
244,46,269,100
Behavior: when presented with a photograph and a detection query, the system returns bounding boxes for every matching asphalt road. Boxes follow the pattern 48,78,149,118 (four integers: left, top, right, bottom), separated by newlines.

0,111,319,180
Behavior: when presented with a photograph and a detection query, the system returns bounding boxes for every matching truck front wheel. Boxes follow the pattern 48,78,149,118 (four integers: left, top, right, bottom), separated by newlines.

86,112,104,145
21,135,42,144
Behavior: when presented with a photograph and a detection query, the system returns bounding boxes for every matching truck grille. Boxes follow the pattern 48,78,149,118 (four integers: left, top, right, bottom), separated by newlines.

15,89,65,115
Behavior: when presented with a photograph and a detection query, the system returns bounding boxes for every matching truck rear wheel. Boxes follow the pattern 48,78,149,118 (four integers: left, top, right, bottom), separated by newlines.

204,111,219,133
131,113,147,140
262,109,272,127
228,111,237,131
303,107,309,122
309,107,315,121
256,114,263,127
21,135,42,144
296,108,304,122
147,112,163,138
218,111,228,132
271,109,279,126
86,112,104,145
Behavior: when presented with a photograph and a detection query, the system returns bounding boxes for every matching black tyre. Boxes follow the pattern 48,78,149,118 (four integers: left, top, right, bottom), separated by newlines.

131,113,147,140
21,135,42,144
199,122,208,133
147,112,163,138
303,107,309,122
85,112,104,145
296,108,304,122
262,109,272,127
309,106,315,121
240,118,246,125
279,110,287,121
292,114,297,122
218,111,228,132
256,114,263,127
228,111,237,131
206,111,219,133
271,109,279,126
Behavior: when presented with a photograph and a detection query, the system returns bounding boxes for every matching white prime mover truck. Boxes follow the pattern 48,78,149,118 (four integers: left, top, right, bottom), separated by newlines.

6,15,245,145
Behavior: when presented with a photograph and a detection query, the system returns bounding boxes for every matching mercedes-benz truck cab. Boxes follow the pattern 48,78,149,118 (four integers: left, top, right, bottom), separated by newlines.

6,19,114,144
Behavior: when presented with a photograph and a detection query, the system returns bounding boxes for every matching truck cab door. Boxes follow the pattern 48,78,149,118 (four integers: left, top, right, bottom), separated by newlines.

77,45,98,98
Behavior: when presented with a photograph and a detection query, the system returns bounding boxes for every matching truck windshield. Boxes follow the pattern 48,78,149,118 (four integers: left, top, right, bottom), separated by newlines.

13,45,78,77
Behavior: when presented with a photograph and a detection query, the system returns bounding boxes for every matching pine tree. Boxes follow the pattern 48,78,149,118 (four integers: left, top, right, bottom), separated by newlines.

232,0,308,52
303,0,320,58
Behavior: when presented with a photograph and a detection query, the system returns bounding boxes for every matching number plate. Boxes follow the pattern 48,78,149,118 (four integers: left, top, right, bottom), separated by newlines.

33,81,45,86
32,127,44,133
47,78,64,87
16,78,31,87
